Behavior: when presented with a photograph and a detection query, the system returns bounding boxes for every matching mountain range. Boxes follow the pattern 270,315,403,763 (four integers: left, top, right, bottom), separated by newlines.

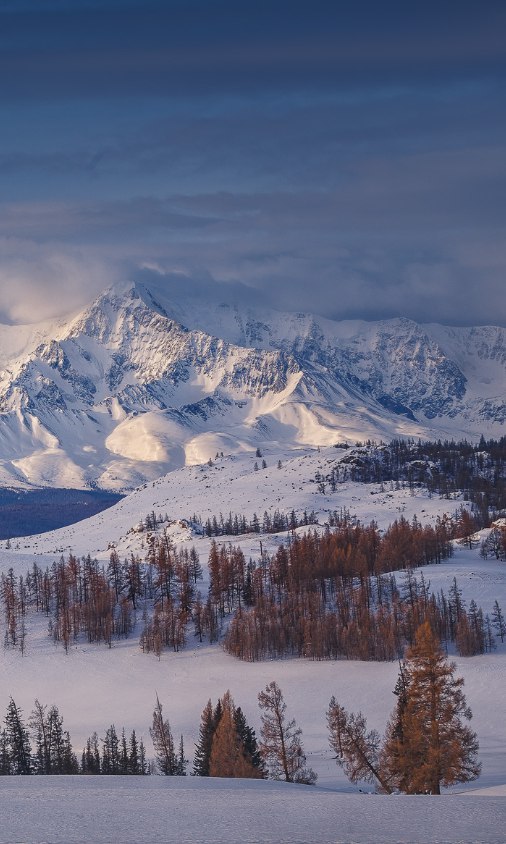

0,279,504,490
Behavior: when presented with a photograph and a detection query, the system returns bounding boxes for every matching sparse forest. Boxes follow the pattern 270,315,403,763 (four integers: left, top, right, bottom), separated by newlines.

0,687,306,784
326,437,506,526
0,634,480,794
1,509,503,663
222,518,498,661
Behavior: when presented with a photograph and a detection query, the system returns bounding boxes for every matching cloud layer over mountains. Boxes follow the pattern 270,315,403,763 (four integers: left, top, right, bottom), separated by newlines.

1,1,505,326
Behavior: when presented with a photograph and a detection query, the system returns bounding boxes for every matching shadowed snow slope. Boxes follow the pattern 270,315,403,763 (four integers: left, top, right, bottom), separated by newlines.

0,280,504,489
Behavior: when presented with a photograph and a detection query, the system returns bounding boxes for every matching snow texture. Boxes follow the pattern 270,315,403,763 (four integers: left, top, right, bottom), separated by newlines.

0,777,504,844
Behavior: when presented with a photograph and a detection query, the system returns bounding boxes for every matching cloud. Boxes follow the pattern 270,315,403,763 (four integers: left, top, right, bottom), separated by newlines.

1,130,506,327
0,1,505,102
0,2,504,328
0,241,117,323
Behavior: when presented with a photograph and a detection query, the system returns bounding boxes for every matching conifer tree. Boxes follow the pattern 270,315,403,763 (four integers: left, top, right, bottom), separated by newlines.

150,695,177,775
0,728,10,775
139,737,148,775
128,729,141,774
30,699,51,775
61,731,78,774
175,735,187,776
327,698,392,793
193,698,221,776
329,625,481,794
209,691,262,779
258,681,316,785
382,622,480,794
234,706,266,776
5,698,31,775
378,664,411,792
492,600,506,642
120,728,129,774
47,705,67,774
81,732,101,774
102,725,120,774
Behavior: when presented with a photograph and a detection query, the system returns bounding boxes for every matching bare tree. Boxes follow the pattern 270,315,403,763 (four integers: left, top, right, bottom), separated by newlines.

327,698,392,793
258,681,316,785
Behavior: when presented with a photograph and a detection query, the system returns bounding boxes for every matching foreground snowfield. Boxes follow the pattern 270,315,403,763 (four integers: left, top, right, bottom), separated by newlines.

0,777,505,844
0,446,505,841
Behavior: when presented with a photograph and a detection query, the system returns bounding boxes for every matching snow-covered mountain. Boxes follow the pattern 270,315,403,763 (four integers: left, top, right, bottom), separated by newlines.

0,279,505,490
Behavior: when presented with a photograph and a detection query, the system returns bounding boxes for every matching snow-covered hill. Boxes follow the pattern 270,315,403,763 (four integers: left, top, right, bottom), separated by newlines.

0,445,505,802
0,279,505,490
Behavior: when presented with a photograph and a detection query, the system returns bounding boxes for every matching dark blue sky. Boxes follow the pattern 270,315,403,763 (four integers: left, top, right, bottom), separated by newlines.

1,0,505,325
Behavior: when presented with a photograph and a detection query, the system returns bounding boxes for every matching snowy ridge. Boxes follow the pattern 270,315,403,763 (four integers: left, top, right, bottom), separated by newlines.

0,280,504,489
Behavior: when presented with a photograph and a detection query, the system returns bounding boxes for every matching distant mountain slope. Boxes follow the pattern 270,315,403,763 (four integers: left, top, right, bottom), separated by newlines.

0,280,504,490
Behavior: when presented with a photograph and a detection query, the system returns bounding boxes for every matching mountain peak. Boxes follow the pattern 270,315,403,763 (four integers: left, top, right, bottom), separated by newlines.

0,282,504,491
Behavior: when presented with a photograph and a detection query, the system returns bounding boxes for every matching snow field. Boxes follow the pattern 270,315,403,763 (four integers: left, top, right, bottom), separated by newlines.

0,777,504,844
0,445,504,842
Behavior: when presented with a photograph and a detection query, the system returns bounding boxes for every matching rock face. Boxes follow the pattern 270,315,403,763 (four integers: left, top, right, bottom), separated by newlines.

0,281,504,490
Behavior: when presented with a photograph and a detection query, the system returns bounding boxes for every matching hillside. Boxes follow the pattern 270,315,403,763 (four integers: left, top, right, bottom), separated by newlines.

0,445,504,802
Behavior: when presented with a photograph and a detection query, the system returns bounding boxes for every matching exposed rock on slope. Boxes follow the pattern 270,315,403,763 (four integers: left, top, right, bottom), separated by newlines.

0,281,504,489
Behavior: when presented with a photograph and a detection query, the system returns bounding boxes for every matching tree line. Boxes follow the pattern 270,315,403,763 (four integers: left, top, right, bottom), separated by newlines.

219,519,502,661
0,684,314,784
0,622,480,794
327,436,506,526
0,698,148,776
196,509,318,538
2,513,503,662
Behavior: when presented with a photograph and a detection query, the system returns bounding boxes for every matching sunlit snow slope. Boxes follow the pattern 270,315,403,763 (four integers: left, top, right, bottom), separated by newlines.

0,279,504,490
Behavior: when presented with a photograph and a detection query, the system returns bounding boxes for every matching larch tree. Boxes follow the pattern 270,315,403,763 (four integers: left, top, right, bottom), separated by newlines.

328,624,481,794
258,681,316,785
455,508,478,549
382,621,480,794
327,698,392,794
209,691,262,779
